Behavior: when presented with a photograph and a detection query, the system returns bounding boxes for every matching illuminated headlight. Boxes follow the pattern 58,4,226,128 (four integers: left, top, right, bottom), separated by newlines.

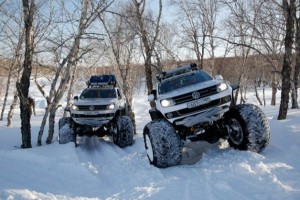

161,99,175,107
107,104,115,110
217,82,228,92
71,104,79,111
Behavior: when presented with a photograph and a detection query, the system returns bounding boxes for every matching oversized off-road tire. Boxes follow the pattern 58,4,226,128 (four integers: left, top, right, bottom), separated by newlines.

143,119,182,168
112,116,134,148
224,104,270,152
58,117,74,144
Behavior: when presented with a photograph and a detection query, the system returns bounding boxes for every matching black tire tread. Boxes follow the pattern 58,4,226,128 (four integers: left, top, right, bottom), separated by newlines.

226,104,270,152
143,119,182,168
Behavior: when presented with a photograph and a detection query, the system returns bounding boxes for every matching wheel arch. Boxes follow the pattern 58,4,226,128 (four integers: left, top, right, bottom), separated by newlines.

149,108,164,120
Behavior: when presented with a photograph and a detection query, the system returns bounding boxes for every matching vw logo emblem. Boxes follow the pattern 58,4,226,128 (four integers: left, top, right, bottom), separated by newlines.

192,91,200,99
89,105,94,111
166,113,173,119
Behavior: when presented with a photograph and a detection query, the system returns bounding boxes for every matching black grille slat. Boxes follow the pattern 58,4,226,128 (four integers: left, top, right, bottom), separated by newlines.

78,105,107,111
173,85,217,104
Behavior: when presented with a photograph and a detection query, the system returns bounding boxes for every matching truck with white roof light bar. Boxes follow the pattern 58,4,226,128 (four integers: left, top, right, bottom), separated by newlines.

143,63,270,168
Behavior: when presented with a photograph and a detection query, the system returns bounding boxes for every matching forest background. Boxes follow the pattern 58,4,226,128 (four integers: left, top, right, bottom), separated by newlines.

0,0,299,148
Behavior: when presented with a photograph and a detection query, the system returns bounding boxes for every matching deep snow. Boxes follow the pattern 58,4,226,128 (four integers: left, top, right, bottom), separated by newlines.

0,87,300,200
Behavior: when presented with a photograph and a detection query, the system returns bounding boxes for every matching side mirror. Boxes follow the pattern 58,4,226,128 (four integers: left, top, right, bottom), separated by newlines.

148,89,157,101
151,89,156,95
148,94,155,102
74,96,78,101
231,84,240,91
215,75,223,80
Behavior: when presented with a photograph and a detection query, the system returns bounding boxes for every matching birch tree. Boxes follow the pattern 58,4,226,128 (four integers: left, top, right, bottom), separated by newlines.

99,4,137,132
291,5,300,109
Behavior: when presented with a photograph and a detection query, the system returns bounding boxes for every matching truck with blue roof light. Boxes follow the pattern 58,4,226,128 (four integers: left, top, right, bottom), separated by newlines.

58,75,134,147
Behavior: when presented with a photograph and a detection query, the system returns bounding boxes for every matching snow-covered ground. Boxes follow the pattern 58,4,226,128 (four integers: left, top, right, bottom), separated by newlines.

0,87,300,200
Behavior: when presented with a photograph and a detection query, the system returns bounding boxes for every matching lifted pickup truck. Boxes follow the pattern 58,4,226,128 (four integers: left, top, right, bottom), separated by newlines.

143,63,270,168
59,75,134,147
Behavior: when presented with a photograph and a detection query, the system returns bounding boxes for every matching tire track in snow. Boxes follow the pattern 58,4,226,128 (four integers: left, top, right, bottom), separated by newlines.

75,136,167,199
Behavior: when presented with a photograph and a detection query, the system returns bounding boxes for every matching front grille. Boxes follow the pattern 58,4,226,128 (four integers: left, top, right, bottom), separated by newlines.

77,105,107,111
165,95,231,119
173,85,217,104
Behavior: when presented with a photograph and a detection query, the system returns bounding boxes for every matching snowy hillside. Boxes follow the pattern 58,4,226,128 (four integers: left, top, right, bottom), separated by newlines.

0,88,300,200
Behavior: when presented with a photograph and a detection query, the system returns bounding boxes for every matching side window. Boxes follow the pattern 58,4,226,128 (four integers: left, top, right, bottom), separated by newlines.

117,89,122,99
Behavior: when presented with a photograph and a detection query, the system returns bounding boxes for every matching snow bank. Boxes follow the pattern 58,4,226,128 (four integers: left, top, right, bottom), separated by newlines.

0,88,299,200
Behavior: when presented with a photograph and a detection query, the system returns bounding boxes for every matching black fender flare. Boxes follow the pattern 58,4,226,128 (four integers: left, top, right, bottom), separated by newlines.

149,108,164,120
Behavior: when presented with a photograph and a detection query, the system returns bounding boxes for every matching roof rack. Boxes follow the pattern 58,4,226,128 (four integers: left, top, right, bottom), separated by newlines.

156,63,198,81
86,75,117,88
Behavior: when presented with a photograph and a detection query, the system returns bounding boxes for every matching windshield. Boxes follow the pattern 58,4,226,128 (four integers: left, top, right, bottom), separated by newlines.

158,71,213,94
80,88,116,99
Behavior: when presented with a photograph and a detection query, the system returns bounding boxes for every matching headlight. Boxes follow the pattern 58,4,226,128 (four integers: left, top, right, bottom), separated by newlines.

71,104,79,111
107,104,115,110
217,82,228,92
161,99,175,107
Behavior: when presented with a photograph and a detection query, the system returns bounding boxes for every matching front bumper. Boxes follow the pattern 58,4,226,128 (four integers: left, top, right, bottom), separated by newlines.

174,106,229,127
72,118,112,127
71,111,115,127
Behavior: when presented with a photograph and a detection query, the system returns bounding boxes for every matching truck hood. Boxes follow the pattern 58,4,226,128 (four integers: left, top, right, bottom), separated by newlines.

158,79,224,99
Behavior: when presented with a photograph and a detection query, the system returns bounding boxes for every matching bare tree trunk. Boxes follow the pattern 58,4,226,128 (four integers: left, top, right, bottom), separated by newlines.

200,34,205,69
271,73,277,105
0,68,12,120
278,0,295,120
193,31,202,69
37,107,50,145
7,90,18,127
236,60,246,104
46,105,60,144
254,82,263,106
7,65,23,127
239,87,246,104
99,11,137,133
145,57,153,94
16,0,35,148
290,81,298,108
35,62,64,145
64,65,77,117
263,83,266,106
45,0,90,144
1,29,24,121
133,0,162,95
292,11,300,109
34,0,110,145
46,69,72,144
